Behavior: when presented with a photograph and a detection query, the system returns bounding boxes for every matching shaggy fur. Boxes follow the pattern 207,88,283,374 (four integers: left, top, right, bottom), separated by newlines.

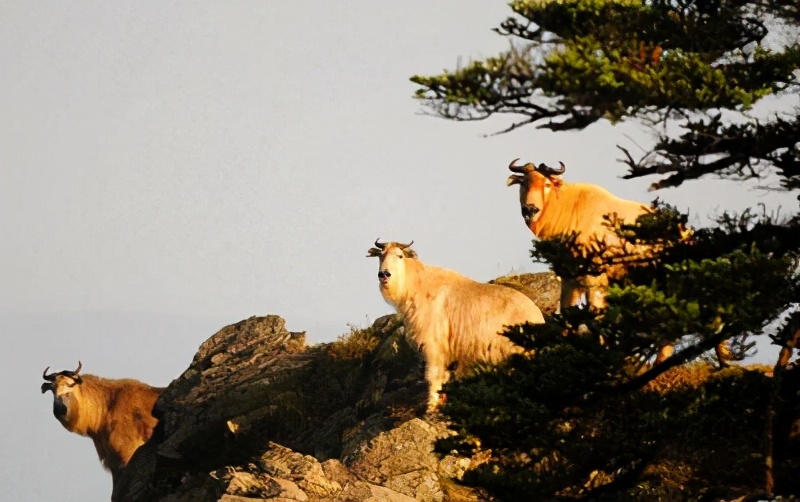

508,167,652,309
41,364,164,488
507,160,699,364
367,241,545,410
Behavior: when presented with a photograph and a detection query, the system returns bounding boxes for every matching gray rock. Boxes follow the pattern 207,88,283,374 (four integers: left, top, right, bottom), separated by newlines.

113,272,557,501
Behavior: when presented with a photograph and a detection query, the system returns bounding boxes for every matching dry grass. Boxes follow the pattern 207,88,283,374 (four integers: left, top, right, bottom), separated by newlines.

326,324,381,362
644,362,773,394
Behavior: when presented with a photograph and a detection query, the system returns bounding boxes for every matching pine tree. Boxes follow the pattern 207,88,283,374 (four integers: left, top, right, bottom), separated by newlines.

411,1,800,498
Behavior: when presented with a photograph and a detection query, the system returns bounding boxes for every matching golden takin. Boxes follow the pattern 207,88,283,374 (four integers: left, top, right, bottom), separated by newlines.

367,239,544,411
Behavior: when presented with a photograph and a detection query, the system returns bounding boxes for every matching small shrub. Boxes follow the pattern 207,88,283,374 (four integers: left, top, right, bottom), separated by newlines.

327,324,381,361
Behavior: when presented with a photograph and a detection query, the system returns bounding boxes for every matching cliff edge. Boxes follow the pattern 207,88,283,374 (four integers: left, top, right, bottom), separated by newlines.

113,272,561,501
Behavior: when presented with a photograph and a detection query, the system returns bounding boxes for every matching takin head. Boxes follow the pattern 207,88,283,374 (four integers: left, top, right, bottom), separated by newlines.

506,158,566,227
40,361,87,431
366,238,417,306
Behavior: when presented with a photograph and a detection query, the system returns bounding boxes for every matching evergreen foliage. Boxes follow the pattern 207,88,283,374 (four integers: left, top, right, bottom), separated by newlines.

411,0,800,191
412,0,800,498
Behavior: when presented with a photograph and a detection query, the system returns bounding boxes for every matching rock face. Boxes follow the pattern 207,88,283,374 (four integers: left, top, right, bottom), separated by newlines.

113,273,560,501
489,271,561,316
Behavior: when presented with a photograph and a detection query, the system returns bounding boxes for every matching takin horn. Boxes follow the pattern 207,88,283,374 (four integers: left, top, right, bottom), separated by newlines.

536,161,566,176
367,239,386,258
508,158,536,174
68,361,83,384
396,240,414,250
42,366,56,382
42,361,84,384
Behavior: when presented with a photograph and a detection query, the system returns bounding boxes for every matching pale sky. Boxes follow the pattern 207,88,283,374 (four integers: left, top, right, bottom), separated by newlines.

1,2,796,500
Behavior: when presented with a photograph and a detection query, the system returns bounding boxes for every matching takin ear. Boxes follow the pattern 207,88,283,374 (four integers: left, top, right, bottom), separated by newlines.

402,248,418,259
366,247,383,258
506,175,525,186
549,176,564,189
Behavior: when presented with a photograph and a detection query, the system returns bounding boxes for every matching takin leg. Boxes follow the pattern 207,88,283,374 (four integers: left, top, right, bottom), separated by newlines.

654,345,675,364
777,332,800,368
655,341,732,366
560,277,586,312
583,274,609,311
776,312,800,369
715,340,734,368
422,349,448,413
581,274,609,342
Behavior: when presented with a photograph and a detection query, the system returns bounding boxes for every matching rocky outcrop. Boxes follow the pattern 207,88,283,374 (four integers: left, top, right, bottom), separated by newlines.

489,271,561,316
113,273,560,501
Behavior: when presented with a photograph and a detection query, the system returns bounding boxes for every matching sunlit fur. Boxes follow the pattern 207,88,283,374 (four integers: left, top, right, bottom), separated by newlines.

41,367,164,488
508,163,699,364
508,169,652,310
368,241,545,411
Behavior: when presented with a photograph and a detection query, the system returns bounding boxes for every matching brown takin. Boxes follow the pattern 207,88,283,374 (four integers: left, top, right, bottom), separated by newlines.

367,239,545,411
506,158,706,364
40,362,164,488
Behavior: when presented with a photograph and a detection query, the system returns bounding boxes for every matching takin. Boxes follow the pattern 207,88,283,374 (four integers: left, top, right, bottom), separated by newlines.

506,158,654,310
367,239,545,411
40,361,164,489
505,158,724,364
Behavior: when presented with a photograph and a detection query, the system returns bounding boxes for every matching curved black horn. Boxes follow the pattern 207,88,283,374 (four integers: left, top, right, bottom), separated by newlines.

537,161,566,176
42,366,56,381
374,239,386,250
397,240,414,249
508,158,535,174
68,361,83,384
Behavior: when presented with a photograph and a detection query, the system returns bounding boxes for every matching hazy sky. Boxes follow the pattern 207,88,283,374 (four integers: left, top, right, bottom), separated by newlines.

1,2,796,500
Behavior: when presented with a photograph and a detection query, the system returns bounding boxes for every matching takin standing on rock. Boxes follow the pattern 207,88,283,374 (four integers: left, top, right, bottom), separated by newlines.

367,239,545,411
40,361,164,489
